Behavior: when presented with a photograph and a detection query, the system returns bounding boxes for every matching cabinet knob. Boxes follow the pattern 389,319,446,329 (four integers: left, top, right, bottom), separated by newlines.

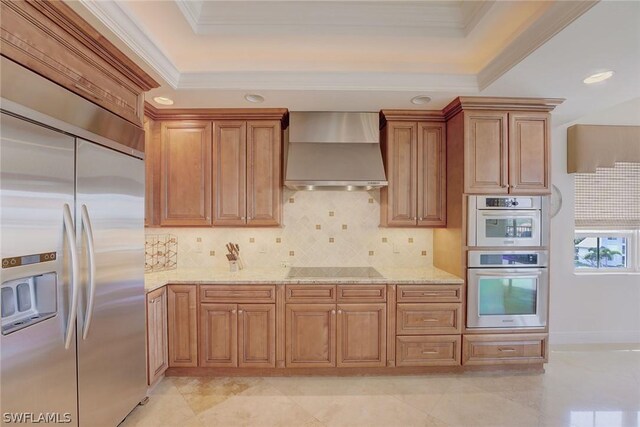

238,309,243,314
331,310,336,315
337,309,343,314
241,216,246,220
501,184,508,188
418,217,423,221
232,309,236,314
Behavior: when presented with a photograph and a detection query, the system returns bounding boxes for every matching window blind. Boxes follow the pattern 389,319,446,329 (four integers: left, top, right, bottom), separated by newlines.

575,162,640,228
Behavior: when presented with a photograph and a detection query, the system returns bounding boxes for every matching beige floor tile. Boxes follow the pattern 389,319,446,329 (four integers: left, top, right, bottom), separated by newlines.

119,392,196,427
172,376,263,415
196,383,321,427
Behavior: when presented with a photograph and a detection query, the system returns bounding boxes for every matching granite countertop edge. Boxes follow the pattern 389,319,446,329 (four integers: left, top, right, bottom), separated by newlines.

144,268,464,292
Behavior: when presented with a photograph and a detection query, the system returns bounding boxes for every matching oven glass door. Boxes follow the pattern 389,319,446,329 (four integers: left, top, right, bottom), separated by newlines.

467,268,547,328
476,210,541,247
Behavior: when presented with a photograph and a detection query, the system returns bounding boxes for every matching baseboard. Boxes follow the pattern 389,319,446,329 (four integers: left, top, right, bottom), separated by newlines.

549,330,640,346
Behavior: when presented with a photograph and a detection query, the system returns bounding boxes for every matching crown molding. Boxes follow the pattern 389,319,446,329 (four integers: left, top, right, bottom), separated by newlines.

442,96,565,121
461,1,496,36
144,102,289,127
174,0,202,34
79,0,180,88
178,71,479,92
477,0,598,90
379,110,445,128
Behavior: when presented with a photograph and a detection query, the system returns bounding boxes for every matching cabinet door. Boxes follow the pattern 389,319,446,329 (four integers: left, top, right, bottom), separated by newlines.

509,113,550,194
286,304,336,367
144,117,156,227
167,285,198,367
238,304,276,367
417,123,446,226
464,112,508,194
246,121,281,226
337,303,386,367
381,122,418,226
213,121,247,225
159,122,212,226
199,303,238,367
147,287,168,385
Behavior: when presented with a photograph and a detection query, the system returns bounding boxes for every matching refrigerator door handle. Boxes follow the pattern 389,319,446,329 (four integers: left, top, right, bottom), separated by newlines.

80,204,97,340
63,203,79,350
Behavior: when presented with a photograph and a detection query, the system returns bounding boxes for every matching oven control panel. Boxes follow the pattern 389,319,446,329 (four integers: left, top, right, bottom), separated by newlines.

483,197,535,209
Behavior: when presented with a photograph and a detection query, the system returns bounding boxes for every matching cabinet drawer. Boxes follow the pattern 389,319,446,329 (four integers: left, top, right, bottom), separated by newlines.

200,285,276,303
397,285,462,303
337,285,386,303
462,334,548,366
396,335,461,367
286,285,336,303
397,303,461,335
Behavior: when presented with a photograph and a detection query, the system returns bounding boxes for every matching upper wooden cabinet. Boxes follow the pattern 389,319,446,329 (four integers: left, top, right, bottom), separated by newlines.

463,111,550,194
380,113,446,227
160,122,213,226
0,0,158,127
213,120,282,226
144,107,288,227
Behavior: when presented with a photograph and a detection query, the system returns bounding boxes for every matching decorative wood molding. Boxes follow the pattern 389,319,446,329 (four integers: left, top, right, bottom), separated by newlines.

442,97,565,121
380,110,445,128
78,0,180,88
144,102,289,128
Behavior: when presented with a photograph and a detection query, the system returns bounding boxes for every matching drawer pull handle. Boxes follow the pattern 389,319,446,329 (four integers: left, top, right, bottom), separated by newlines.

498,347,516,352
421,293,440,296
421,350,438,354
422,318,438,322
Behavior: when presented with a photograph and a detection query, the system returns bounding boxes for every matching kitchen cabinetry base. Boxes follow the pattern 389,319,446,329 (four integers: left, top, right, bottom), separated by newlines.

165,363,544,377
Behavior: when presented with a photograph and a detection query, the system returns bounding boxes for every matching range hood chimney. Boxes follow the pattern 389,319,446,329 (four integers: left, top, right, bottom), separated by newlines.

285,112,387,191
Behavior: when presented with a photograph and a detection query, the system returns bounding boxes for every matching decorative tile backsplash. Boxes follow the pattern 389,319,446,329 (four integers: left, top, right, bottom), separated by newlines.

146,190,433,269
144,234,178,273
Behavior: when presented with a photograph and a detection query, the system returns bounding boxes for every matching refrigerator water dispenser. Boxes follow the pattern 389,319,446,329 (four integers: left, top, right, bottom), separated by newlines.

1,273,57,335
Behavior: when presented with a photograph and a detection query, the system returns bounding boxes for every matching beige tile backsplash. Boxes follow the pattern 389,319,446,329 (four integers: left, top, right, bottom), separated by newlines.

146,190,434,269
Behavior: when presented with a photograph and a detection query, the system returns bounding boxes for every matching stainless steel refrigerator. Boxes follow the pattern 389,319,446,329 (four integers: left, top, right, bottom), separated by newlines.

1,59,147,427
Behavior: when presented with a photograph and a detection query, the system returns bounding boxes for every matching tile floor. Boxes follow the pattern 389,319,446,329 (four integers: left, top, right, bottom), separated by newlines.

120,348,640,427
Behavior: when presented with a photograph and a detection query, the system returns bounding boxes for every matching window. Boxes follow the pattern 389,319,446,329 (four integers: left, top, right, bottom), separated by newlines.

574,163,640,274
574,230,638,272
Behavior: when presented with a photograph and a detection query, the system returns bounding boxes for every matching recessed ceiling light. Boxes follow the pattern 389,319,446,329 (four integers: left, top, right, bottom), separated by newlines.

244,94,265,103
153,96,174,106
410,95,431,105
583,71,614,85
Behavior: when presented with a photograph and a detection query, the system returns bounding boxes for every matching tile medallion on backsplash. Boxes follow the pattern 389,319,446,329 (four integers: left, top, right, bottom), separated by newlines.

329,211,335,217
210,250,215,256
329,237,335,243
382,237,388,243
316,224,321,230
249,237,255,243
276,238,281,243
408,237,414,243
421,251,427,256
289,251,295,256
289,197,295,203
369,198,374,203
369,251,374,256
196,237,202,242
342,224,347,230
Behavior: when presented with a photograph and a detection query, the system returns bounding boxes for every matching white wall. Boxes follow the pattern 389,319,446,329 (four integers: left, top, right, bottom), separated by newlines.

549,97,640,345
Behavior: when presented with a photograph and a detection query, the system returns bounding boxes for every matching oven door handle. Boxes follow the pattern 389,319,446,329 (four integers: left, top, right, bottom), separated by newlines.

480,212,536,217
474,270,543,278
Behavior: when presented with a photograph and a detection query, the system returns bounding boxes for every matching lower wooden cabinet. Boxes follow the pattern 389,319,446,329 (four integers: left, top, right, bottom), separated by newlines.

462,333,548,366
337,304,386,367
286,304,336,367
167,285,198,367
396,335,461,367
199,303,276,368
146,287,168,385
200,303,238,367
396,303,462,335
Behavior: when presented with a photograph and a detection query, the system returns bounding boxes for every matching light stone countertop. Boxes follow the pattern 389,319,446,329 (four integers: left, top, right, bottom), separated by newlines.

144,266,464,292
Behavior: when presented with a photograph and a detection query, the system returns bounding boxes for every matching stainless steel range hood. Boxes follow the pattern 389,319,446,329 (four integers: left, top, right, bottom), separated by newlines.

285,112,387,191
